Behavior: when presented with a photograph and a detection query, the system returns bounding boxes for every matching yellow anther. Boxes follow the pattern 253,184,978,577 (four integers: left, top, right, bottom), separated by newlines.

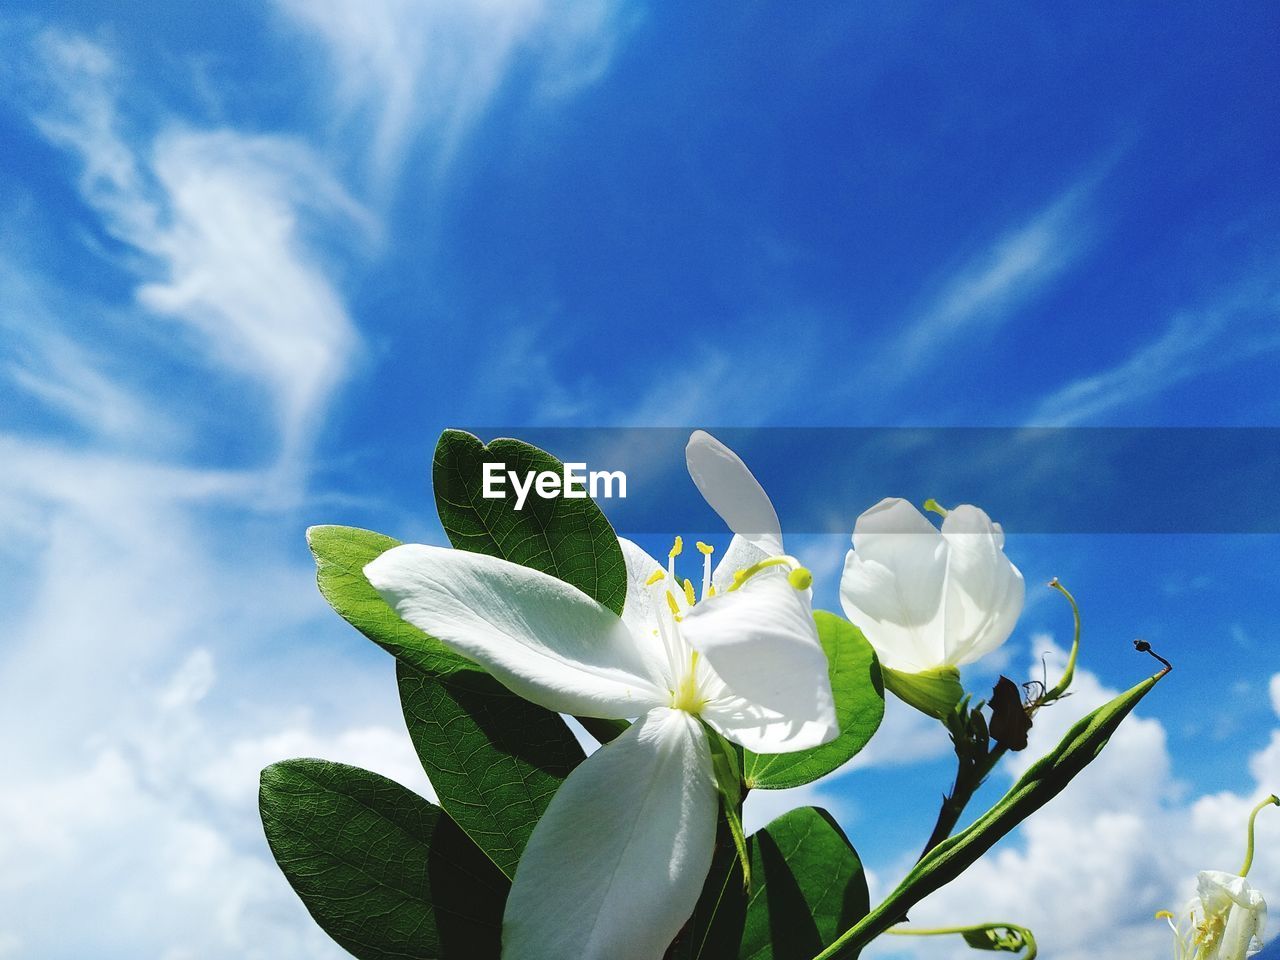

695,541,714,556
645,568,665,586
787,567,813,590
683,578,696,605
665,591,682,620
668,536,684,558
1155,911,1174,921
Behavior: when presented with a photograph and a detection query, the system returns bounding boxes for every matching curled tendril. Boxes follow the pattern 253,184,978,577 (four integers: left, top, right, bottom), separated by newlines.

887,921,1038,958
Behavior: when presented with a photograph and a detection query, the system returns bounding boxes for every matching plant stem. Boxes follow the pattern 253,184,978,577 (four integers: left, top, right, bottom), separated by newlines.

919,744,1007,859
1239,793,1279,877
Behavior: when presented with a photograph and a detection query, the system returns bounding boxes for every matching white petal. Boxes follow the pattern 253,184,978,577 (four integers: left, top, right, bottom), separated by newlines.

502,707,718,960
681,573,837,752
1196,872,1267,960
839,498,947,673
700,693,836,754
939,505,1025,667
685,430,783,556
365,544,666,717
710,533,771,594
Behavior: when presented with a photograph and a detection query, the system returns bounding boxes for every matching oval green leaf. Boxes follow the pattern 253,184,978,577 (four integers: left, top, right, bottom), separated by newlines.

259,759,508,960
433,429,627,615
307,524,471,676
740,806,870,960
397,660,584,880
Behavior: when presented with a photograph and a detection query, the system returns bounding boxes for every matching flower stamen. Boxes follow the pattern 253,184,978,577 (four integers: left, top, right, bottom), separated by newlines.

665,590,683,621
669,650,707,714
696,541,714,599
728,555,812,593
668,535,683,581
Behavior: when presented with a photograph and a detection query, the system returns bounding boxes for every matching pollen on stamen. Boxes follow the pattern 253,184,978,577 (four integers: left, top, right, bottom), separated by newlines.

645,568,665,586
665,591,683,621
668,536,684,558
682,578,696,605
695,541,714,556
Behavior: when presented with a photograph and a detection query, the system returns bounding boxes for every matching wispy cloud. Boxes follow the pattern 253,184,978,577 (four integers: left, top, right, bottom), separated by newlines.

887,179,1095,381
25,29,369,467
1028,278,1280,426
272,0,630,189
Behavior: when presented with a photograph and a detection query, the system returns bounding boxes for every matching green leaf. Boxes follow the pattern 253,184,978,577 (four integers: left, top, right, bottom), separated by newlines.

745,613,885,789
705,726,751,890
259,759,508,960
397,660,584,880
812,665,1170,960
433,429,627,615
307,524,472,676
739,806,870,960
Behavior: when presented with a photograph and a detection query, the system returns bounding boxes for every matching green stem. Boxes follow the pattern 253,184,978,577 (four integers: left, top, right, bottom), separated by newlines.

919,744,1007,860
1239,793,1279,877
1042,578,1081,703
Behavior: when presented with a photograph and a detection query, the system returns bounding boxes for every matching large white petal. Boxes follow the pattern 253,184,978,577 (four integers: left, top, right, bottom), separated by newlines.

681,574,836,752
840,498,947,673
939,505,1025,667
365,544,667,718
685,430,783,556
502,707,718,960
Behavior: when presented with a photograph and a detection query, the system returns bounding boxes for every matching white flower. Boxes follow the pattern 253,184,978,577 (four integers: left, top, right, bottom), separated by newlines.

1162,871,1268,960
364,431,836,960
839,497,1025,676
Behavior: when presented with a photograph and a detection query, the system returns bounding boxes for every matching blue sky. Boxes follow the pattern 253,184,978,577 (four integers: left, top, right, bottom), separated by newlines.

1,3,1278,958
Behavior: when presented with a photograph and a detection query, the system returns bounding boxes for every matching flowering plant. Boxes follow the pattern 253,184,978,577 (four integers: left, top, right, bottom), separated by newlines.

258,429,1180,960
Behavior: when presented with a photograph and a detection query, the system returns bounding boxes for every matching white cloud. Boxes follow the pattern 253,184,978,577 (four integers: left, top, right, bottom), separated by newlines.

863,649,1280,960
273,0,629,187
1027,279,1280,427
26,29,368,465
0,431,433,959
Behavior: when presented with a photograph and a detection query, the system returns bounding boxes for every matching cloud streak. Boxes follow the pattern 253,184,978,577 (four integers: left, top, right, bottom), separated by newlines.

1027,277,1280,426
885,178,1096,383
273,0,629,190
